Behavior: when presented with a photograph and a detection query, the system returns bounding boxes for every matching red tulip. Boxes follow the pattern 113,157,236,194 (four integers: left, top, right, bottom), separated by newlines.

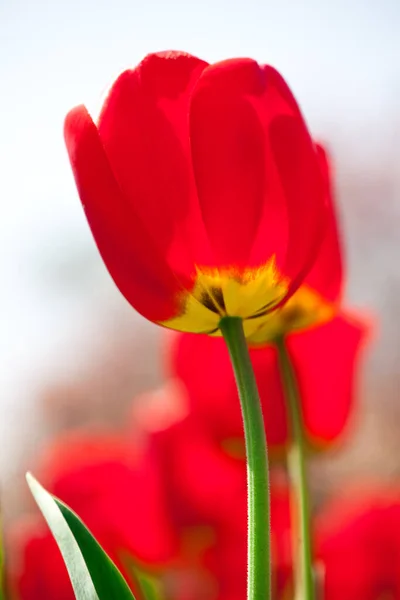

168,312,368,450
8,420,291,600
315,486,400,599
7,431,180,599
140,388,292,599
64,51,326,337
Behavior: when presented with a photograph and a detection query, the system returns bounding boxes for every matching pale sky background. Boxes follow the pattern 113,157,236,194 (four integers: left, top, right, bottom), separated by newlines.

1,0,400,487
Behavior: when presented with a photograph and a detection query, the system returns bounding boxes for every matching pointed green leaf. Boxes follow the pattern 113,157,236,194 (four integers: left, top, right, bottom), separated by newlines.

27,473,136,600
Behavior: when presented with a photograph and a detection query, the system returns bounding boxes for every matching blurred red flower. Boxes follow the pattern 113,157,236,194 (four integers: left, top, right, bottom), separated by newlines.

315,486,400,599
7,419,292,600
138,387,292,600
64,51,327,337
6,431,185,600
168,312,368,451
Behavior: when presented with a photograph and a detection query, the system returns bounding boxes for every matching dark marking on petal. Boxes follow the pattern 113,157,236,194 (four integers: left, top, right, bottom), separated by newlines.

200,291,221,314
210,286,226,312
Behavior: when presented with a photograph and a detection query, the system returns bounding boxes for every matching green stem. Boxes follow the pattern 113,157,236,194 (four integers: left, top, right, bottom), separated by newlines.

220,317,271,600
276,336,314,600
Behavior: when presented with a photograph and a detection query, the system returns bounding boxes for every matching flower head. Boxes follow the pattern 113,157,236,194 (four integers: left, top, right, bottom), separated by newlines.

65,51,326,336
165,140,370,450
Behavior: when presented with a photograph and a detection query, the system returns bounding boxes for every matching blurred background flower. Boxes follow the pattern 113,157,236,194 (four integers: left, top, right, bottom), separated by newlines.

1,0,400,597
315,485,400,599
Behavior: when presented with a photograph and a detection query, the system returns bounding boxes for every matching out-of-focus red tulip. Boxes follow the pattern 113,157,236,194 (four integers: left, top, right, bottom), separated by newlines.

140,387,292,599
315,486,400,600
6,431,182,599
8,416,292,600
168,312,368,451
64,51,327,337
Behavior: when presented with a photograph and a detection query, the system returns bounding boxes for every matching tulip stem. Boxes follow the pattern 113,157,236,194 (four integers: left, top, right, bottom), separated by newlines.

276,336,314,600
220,316,271,600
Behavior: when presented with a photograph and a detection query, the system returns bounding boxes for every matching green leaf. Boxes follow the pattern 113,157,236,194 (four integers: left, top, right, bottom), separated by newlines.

27,473,136,600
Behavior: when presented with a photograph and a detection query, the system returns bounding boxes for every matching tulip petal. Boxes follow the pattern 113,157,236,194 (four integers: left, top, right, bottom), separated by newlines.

264,68,326,288
287,313,368,445
169,332,289,448
96,52,212,279
168,332,246,441
64,105,183,322
149,414,247,528
248,66,326,290
304,144,343,302
190,60,325,288
189,59,267,269
39,433,179,565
